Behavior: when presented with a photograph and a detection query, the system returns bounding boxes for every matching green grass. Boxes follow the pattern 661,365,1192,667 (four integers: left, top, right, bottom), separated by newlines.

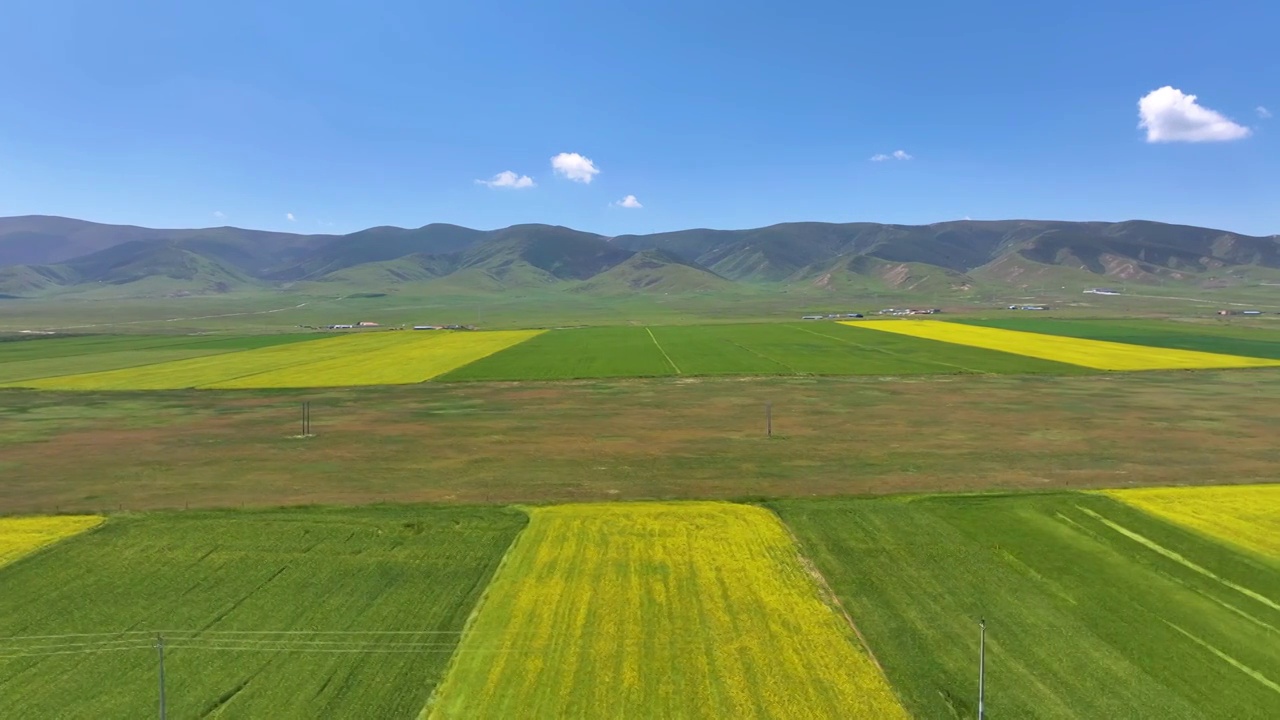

771,493,1280,719
438,326,677,380
0,505,526,718
956,318,1280,359
442,323,1088,381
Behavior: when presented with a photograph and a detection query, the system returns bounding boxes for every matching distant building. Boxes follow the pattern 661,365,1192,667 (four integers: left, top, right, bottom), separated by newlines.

801,315,823,320
1084,288,1122,295
357,321,380,327
328,324,355,329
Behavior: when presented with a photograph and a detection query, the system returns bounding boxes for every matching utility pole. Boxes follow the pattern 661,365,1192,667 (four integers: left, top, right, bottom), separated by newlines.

156,634,167,720
977,618,986,720
302,401,311,436
765,403,773,438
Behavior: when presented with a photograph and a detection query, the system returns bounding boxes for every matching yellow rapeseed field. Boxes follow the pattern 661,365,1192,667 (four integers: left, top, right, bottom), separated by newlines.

11,331,541,390
426,502,907,719
0,515,102,567
1102,484,1280,559
845,320,1280,371
204,330,543,389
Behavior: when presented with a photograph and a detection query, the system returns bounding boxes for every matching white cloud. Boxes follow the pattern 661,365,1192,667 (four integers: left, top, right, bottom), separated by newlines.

476,170,535,189
1259,106,1273,119
1137,86,1251,143
286,212,296,222
212,211,226,219
871,150,912,162
613,194,643,209
551,152,600,183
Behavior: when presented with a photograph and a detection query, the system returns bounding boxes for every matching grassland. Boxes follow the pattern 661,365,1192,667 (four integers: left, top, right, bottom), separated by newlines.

958,318,1280,359
773,492,1280,719
1104,484,1280,559
0,506,526,718
428,502,906,719
853,319,1280,370
0,515,101,567
6,330,541,390
5,368,1280,513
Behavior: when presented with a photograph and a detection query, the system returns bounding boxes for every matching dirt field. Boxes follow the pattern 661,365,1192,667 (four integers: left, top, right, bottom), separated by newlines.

3,369,1279,513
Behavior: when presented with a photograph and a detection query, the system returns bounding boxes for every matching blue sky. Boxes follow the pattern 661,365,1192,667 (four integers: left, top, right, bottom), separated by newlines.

0,0,1275,236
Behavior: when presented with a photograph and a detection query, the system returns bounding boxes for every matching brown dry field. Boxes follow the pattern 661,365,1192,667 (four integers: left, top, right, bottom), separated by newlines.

2,369,1278,513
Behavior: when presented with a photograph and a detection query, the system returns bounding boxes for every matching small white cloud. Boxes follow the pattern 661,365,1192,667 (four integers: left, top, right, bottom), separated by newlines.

286,212,296,222
963,215,972,221
476,170,536,189
551,152,600,183
1137,86,1251,143
212,211,226,220
613,195,643,209
871,150,912,162
1259,106,1273,119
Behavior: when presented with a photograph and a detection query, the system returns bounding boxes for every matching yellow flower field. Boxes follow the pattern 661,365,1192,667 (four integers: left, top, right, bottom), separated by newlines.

426,502,907,719
845,320,1280,371
10,331,541,390
0,515,102,568
204,330,543,388
1102,484,1280,559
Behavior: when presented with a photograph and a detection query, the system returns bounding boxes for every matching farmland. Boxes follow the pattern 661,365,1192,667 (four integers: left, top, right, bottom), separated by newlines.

440,323,1085,381
1104,484,1280,559
852,319,1280,370
7,330,541,390
958,318,1280,360
0,506,526,718
773,492,1280,719
427,502,906,719
9,318,1280,390
0,515,101,567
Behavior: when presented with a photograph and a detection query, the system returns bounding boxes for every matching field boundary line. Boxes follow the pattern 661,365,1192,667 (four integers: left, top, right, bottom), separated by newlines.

774,516,899,695
1079,506,1280,612
1163,621,1280,695
418,508,535,719
789,323,986,374
723,338,800,374
645,327,682,375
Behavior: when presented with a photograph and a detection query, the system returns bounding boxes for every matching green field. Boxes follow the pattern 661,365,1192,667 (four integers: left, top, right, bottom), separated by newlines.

0,333,327,383
0,506,526,718
772,493,1280,719
441,323,1086,381
14,319,1280,389
957,318,1280,359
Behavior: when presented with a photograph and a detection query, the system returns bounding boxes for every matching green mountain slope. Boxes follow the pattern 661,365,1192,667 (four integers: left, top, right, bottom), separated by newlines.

573,250,729,294
1,215,1277,299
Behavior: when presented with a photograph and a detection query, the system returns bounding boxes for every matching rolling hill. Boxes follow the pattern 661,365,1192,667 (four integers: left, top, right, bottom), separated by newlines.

1,215,1277,299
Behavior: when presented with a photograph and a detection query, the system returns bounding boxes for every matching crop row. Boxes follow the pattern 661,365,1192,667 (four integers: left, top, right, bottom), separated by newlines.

7,330,541,390
1,488,1276,717
852,319,1280,370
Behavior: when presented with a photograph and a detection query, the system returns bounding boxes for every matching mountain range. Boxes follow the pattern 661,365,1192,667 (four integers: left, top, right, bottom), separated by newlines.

1,215,1277,299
